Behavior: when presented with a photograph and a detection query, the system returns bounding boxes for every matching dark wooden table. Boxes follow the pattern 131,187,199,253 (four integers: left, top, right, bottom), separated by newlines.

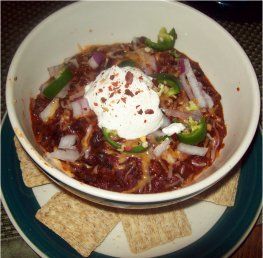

231,224,262,258
1,2,262,258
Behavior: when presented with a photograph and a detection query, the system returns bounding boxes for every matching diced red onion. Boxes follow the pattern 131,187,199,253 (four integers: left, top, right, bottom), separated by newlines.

178,58,185,74
160,116,171,129
135,48,157,75
177,143,208,156
93,51,105,63
162,122,186,136
197,82,214,109
48,64,64,78
184,59,207,108
153,138,171,157
191,110,203,121
88,52,105,69
39,98,59,122
191,160,207,167
67,58,79,68
88,56,99,69
163,109,189,120
203,91,214,109
145,55,157,75
71,101,82,118
179,74,195,100
162,109,201,121
48,149,80,162
79,98,90,110
71,98,90,118
58,135,77,149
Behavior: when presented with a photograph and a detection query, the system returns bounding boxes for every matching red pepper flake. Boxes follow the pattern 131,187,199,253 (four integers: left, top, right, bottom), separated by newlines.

121,97,127,103
109,86,113,91
98,89,103,93
109,92,114,98
138,75,143,81
125,89,134,97
117,89,121,94
112,81,119,87
145,109,154,114
110,75,115,80
144,119,147,123
125,71,134,87
236,87,240,92
138,109,143,115
101,97,107,103
136,105,140,109
94,102,98,106
135,90,142,95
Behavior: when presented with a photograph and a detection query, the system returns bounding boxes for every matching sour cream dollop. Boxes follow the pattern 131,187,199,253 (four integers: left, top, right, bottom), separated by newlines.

85,65,164,139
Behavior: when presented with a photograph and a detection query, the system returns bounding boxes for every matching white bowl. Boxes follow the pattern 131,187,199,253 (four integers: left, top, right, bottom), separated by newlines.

6,1,260,208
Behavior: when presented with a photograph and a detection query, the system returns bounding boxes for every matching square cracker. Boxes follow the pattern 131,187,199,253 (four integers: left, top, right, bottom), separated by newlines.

196,168,240,206
119,206,191,254
36,192,120,257
14,136,51,187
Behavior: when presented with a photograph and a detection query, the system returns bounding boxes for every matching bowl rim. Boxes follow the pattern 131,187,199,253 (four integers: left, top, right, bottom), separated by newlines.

6,1,260,203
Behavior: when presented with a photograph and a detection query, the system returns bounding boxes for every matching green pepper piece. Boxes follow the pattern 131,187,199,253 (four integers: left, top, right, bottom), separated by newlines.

177,117,207,145
167,87,180,96
170,49,180,59
102,128,122,149
118,60,135,67
153,73,180,96
102,128,148,153
43,68,73,99
145,27,177,51
127,145,148,153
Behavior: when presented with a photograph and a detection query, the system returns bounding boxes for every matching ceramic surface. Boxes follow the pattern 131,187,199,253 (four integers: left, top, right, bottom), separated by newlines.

6,1,260,206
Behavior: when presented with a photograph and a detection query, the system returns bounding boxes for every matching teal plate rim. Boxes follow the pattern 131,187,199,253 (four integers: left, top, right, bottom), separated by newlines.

1,114,262,258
